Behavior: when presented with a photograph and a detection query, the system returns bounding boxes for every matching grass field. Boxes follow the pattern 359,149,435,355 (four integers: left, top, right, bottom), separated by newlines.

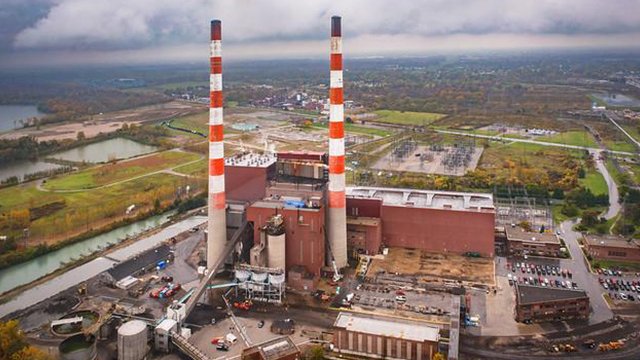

173,158,207,177
43,150,201,190
372,110,446,126
154,81,207,90
501,133,529,139
312,122,392,137
603,140,637,153
168,111,241,137
579,170,608,195
538,131,598,148
621,125,640,144
0,173,206,243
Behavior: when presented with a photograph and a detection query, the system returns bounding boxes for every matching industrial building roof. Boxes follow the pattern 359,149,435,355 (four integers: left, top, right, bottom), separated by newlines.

584,234,639,249
516,284,588,305
107,244,171,281
242,336,300,360
334,312,440,342
225,152,276,167
505,226,560,244
346,186,494,212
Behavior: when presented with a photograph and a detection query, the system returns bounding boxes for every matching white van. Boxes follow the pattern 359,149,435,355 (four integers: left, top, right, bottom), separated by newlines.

225,333,238,344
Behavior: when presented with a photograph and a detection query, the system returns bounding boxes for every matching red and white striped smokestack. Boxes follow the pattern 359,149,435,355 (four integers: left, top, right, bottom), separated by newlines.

327,16,348,268
207,19,227,270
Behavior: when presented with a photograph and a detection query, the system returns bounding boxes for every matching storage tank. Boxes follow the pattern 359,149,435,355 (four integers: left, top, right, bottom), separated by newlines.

235,269,251,282
267,233,286,270
269,273,285,285
59,334,97,360
117,320,148,360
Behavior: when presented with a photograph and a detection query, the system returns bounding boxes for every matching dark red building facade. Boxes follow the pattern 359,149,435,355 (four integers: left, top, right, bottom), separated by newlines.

247,202,326,278
346,188,495,257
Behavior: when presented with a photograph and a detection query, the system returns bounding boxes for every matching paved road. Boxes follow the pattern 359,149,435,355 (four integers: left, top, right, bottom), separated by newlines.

590,149,621,220
163,229,205,285
558,219,614,324
434,129,637,156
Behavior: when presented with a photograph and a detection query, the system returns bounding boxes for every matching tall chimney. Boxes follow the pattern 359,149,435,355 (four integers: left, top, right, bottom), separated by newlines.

327,16,348,268
207,19,227,270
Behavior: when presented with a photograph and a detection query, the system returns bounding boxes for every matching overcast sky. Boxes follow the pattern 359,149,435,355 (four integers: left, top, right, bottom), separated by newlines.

1,0,640,68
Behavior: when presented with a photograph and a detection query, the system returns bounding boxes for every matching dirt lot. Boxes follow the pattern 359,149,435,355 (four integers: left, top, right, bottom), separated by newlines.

1,101,204,141
367,248,495,285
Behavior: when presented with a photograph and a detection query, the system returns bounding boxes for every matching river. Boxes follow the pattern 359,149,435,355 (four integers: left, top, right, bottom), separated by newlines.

0,211,176,295
0,105,44,132
0,214,207,317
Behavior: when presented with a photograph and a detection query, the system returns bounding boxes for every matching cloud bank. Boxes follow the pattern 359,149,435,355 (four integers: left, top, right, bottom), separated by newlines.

2,0,640,67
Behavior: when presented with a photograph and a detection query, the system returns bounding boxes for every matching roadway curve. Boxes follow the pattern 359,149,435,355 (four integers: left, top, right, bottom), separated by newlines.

590,149,621,220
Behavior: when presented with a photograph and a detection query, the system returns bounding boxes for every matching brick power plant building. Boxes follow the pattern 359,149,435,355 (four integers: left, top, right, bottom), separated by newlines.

221,150,496,290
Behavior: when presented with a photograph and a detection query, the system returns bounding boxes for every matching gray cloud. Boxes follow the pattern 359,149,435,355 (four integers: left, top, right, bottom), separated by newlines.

2,0,640,66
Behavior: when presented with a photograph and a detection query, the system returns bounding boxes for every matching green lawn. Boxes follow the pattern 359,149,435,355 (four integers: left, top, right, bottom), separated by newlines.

168,112,240,137
605,159,624,186
630,164,640,185
579,170,608,195
603,139,637,153
621,125,640,144
551,204,571,223
312,123,392,137
372,110,446,126
453,128,500,136
43,151,200,190
537,131,598,148
501,133,529,139
173,158,207,177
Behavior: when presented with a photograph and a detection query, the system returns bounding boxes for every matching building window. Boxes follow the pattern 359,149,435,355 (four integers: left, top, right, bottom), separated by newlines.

608,251,627,257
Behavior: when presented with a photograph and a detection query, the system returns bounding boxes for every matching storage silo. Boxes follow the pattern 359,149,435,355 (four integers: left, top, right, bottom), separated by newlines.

265,214,286,270
117,320,148,360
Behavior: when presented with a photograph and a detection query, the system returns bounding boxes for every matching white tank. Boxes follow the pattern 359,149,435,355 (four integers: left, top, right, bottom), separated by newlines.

267,233,286,271
235,269,251,282
252,272,267,283
118,320,148,360
269,273,285,285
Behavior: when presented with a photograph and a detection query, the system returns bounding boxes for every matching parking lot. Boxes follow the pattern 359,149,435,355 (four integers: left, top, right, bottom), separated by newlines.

596,268,640,303
506,261,578,290
349,283,453,320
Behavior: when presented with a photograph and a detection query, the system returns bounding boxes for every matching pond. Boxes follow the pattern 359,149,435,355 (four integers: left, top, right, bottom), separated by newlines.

0,160,62,182
51,137,158,163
